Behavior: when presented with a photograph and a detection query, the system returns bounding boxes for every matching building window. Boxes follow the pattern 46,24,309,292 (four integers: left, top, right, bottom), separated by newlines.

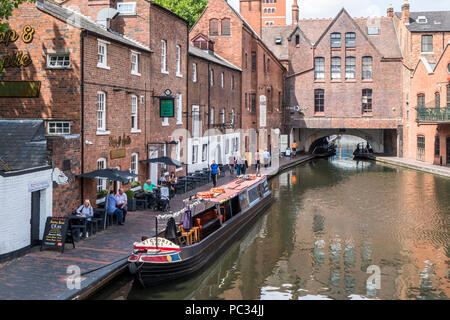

210,107,215,124
251,51,256,72
362,56,373,79
221,72,225,88
417,135,425,161
345,32,356,48
192,145,198,164
131,95,138,130
367,27,379,35
231,75,234,90
314,57,325,79
221,18,231,36
295,34,300,45
97,91,106,131
48,121,70,135
202,144,208,162
209,19,219,36
447,85,450,107
176,93,183,124
417,93,425,107
435,92,440,108
130,153,138,181
330,32,341,48
250,93,256,114
314,89,324,113
435,136,440,157
192,63,197,82
117,2,136,15
345,56,356,79
97,158,107,192
192,105,200,137
161,40,168,73
231,108,235,125
97,40,109,69
221,108,225,124
331,57,341,79
421,35,433,53
176,45,182,77
131,52,140,75
47,54,70,69
210,69,214,86
362,89,373,113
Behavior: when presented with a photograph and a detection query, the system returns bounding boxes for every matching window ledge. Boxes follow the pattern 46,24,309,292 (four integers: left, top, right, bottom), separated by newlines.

314,113,325,117
314,79,325,83
161,70,169,75
421,52,434,55
96,130,111,136
175,167,183,172
131,128,142,133
176,121,183,125
131,71,141,77
345,79,356,82
362,79,373,82
97,64,110,70
331,79,342,83
362,113,373,117
162,122,169,127
176,73,183,78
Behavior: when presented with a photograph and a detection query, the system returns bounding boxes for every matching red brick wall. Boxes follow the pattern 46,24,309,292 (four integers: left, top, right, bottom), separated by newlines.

240,0,262,37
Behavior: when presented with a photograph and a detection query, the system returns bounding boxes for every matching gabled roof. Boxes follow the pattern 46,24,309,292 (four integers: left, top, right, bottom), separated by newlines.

189,45,241,72
0,120,49,172
36,0,151,52
395,11,450,32
412,40,450,76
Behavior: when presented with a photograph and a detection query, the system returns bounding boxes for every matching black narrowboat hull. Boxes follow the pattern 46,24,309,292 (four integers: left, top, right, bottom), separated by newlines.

132,194,273,287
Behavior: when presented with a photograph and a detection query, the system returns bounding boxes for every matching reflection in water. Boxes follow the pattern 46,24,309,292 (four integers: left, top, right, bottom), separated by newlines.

93,148,450,300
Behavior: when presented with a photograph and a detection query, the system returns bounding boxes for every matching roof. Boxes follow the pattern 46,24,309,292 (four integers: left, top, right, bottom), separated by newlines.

208,175,266,204
0,120,49,172
189,46,242,72
262,9,402,60
395,11,450,32
36,0,151,52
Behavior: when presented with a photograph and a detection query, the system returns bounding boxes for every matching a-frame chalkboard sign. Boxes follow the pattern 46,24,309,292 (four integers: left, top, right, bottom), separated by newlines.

40,217,75,253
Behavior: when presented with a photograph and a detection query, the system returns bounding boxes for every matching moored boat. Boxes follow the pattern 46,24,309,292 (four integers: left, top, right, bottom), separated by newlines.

127,174,272,287
353,142,375,160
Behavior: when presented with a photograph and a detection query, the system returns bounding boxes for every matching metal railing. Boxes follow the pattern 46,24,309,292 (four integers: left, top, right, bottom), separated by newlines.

417,107,450,123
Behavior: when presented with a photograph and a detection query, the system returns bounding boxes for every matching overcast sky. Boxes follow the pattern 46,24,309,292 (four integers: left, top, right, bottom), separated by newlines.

228,0,448,23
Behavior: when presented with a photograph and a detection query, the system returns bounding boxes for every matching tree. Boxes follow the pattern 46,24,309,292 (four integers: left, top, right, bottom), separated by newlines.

0,0,36,33
152,0,207,28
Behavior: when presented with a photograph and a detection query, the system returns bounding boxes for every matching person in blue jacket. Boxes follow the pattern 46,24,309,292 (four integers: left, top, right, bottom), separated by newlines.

107,190,124,225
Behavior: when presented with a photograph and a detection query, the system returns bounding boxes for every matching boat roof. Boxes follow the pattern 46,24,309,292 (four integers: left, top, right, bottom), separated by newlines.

207,175,266,204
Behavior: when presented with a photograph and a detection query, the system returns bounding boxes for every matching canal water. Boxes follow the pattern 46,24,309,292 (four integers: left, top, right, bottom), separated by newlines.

92,148,450,300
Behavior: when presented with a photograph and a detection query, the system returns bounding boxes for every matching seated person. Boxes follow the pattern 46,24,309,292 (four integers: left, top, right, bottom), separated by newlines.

143,179,157,192
115,188,128,224
76,199,94,221
107,190,124,225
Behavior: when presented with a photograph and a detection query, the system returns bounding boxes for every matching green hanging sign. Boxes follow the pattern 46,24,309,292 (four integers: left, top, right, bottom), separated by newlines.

160,97,175,118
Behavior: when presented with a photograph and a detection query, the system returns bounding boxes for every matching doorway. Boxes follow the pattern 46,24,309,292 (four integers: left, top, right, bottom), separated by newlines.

30,191,41,246
149,150,158,183
447,137,450,165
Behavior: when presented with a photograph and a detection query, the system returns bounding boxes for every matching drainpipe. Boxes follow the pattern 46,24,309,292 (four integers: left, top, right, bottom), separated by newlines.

80,29,87,204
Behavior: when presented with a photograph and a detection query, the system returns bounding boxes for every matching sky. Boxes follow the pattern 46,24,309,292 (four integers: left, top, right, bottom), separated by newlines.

228,0,449,23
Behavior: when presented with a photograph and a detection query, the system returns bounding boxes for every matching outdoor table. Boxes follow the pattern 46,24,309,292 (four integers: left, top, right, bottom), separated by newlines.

67,215,88,239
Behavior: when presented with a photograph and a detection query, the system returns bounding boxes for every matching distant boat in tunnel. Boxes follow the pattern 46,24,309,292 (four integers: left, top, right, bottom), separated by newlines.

311,137,337,158
353,142,375,160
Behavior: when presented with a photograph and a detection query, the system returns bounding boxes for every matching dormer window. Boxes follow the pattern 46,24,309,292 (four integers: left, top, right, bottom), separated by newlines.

367,27,379,35
117,2,136,15
417,16,427,24
275,37,282,45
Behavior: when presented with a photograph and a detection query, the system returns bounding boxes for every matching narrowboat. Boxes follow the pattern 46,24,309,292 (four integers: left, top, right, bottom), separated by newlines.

353,142,375,160
128,174,272,287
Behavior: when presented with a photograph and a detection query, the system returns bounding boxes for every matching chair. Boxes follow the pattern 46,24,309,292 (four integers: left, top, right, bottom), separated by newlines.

178,225,195,245
136,197,148,210
94,208,107,230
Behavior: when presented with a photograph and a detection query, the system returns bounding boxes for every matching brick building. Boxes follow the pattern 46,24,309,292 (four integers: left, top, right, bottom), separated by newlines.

187,36,242,171
392,1,450,164
262,6,403,154
190,0,285,164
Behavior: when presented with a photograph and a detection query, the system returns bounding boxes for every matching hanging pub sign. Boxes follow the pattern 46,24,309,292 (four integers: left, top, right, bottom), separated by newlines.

160,96,175,118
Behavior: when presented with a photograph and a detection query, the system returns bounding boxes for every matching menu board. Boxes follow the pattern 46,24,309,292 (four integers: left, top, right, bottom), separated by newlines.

40,217,74,253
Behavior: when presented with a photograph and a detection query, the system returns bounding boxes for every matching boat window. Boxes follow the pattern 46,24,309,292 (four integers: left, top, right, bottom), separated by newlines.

262,180,270,194
239,192,249,210
248,187,259,205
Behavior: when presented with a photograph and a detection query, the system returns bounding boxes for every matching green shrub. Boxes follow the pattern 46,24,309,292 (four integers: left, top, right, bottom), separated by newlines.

125,189,135,199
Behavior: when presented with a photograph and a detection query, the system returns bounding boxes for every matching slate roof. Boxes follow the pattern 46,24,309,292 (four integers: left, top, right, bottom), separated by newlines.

262,10,403,60
189,46,242,71
395,11,450,32
0,120,49,172
36,0,151,52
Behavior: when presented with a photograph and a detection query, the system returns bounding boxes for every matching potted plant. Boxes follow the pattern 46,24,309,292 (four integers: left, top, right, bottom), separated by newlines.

130,180,141,192
126,189,136,211
96,189,108,204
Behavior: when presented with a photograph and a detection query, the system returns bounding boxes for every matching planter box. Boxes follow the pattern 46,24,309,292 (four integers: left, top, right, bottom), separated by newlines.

131,186,141,192
96,197,106,205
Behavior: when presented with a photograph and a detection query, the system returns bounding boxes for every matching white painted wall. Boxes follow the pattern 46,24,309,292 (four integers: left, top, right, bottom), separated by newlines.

0,169,53,256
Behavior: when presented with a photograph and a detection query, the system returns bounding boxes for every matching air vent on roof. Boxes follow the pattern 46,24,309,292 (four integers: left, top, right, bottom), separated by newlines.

417,16,427,23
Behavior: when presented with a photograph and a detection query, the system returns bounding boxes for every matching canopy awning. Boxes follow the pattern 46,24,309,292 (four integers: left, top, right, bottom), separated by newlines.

78,168,139,183
140,156,185,168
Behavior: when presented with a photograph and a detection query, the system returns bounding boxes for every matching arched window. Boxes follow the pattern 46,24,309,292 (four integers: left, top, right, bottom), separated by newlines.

417,93,425,107
331,32,341,48
209,19,219,36
221,18,231,36
345,32,356,47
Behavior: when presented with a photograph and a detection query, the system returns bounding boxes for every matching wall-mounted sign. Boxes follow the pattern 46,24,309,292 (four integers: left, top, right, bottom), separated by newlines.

28,180,50,192
0,25,35,71
109,134,131,148
0,81,41,97
160,97,175,118
111,149,126,159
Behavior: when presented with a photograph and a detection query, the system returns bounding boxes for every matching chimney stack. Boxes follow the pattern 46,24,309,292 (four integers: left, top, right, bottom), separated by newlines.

401,0,410,24
387,4,394,18
292,0,299,27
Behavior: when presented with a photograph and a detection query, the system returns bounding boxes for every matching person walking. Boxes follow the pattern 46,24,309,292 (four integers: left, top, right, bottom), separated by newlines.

254,151,261,174
210,160,220,187
236,157,242,176
242,157,248,175
228,154,235,176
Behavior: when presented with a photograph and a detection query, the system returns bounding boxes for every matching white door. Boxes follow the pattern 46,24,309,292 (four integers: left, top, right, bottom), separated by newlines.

149,150,158,184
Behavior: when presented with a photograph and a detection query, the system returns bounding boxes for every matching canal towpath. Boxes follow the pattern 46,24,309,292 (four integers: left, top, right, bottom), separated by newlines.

376,156,450,179
0,153,315,300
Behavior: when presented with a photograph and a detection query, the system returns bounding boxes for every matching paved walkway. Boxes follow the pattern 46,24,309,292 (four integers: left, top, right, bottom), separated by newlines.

0,154,314,300
376,156,450,179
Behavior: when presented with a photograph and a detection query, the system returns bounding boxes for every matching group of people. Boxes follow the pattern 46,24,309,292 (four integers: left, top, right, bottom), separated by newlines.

75,188,128,225
227,154,249,177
